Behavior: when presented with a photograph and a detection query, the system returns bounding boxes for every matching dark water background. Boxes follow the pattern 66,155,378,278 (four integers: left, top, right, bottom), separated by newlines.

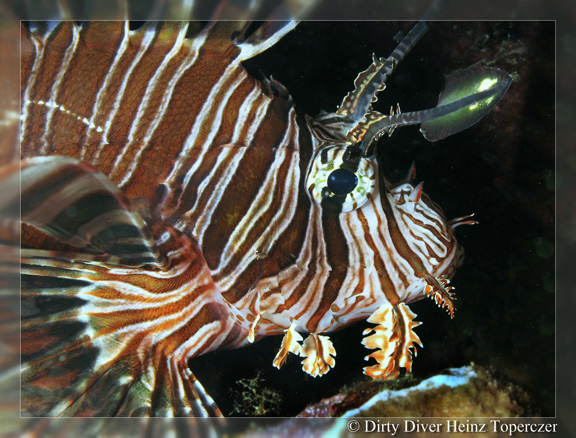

192,21,555,417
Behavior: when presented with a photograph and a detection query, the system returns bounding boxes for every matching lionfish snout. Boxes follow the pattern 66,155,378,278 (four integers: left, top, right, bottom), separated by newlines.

388,173,464,276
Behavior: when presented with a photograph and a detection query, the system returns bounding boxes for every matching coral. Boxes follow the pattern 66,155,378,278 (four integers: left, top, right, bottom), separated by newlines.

230,372,282,417
298,364,537,418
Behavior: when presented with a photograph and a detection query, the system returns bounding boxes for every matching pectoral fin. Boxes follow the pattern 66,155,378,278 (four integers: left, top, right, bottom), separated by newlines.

21,225,224,417
6,156,165,267
362,303,422,379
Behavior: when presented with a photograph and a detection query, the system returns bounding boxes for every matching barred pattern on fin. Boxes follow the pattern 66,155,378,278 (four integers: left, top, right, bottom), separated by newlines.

16,156,165,268
21,224,231,417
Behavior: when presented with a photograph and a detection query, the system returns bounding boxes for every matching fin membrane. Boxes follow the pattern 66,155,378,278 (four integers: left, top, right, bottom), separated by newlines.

8,156,165,267
21,233,222,417
12,156,224,416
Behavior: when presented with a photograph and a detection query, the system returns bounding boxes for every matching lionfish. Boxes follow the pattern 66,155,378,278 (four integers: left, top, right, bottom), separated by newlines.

10,20,511,416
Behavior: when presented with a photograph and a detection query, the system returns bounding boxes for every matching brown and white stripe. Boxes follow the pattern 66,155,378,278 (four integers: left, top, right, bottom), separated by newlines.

18,20,463,417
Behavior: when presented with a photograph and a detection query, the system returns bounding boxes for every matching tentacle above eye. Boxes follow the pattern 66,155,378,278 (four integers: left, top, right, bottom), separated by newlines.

314,21,512,161
355,64,513,156
336,21,429,125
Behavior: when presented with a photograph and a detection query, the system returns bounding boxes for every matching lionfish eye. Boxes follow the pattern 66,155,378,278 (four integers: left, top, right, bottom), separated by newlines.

327,168,358,195
306,147,376,213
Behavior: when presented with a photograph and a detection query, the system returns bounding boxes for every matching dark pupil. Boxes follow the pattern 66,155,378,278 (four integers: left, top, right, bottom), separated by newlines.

327,168,358,195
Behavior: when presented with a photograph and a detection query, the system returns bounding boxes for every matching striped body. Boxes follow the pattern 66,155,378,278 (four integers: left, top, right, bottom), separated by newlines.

15,20,506,416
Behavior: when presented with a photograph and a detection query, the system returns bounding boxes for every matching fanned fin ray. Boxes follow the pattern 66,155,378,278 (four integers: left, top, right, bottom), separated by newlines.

14,157,233,417
11,156,165,268
235,21,298,61
21,225,226,417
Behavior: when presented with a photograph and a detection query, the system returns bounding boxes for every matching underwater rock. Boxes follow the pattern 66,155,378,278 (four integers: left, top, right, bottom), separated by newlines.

297,364,537,417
